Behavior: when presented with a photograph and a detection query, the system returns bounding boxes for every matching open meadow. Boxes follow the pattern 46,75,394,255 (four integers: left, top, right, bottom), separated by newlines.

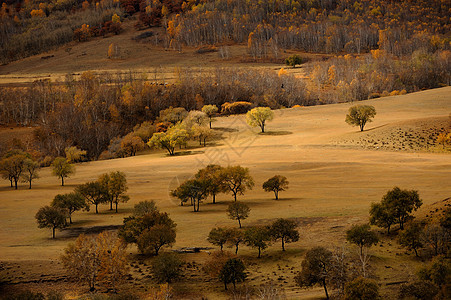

0,87,450,299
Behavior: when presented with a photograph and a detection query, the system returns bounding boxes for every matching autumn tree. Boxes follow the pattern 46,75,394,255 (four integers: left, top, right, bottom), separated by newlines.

219,258,246,290
226,202,250,228
246,107,274,133
148,124,188,156
345,105,377,131
75,181,109,214
370,187,422,231
65,146,86,163
208,227,231,251
133,200,157,216
346,224,379,257
35,206,67,238
0,151,27,189
262,175,289,200
158,107,188,124
195,164,223,204
51,192,89,224
119,210,176,255
285,55,303,68
269,218,299,251
436,132,451,148
61,232,128,292
151,253,183,283
295,247,333,300
171,178,209,212
219,165,254,201
244,226,271,258
98,171,129,212
121,133,145,157
21,158,40,189
137,224,177,255
51,157,75,186
202,105,219,128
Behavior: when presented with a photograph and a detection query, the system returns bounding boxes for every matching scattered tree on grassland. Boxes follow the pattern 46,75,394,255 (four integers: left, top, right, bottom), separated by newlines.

120,133,145,156
202,105,219,128
345,105,376,131
137,224,176,256
133,200,157,216
218,165,254,201
0,151,28,189
370,187,422,232
61,232,128,292
75,181,109,214
171,178,209,212
295,247,333,300
148,124,188,156
227,228,245,255
35,206,67,238
227,202,250,228
285,54,303,68
343,277,380,300
195,164,223,204
98,171,129,212
246,107,274,133
151,253,183,283
51,192,89,224
269,218,299,251
183,110,208,128
51,157,75,186
208,227,231,251
346,224,379,257
21,158,40,189
158,107,188,124
262,175,289,200
244,226,271,258
204,250,236,280
219,258,246,291
398,221,424,257
191,124,214,146
119,210,176,255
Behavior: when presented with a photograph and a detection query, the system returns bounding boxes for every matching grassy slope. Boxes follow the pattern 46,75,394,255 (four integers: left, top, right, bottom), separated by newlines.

0,87,450,298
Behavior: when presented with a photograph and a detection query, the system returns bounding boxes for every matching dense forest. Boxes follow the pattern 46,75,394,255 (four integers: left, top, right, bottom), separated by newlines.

1,0,450,63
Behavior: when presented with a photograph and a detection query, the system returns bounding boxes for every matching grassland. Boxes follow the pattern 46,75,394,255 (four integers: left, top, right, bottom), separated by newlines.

0,86,450,298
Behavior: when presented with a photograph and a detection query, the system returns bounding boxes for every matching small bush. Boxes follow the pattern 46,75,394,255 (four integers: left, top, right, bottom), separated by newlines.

221,101,253,115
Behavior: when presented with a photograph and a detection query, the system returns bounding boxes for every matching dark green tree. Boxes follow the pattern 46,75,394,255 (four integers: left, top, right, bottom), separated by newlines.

227,228,245,255
98,171,129,212
51,192,89,224
344,277,380,300
35,206,67,238
75,181,109,214
244,226,271,258
219,258,246,290
262,175,289,200
195,164,223,204
171,178,209,212
345,105,376,131
51,157,75,186
398,221,424,257
151,253,183,283
269,218,299,251
285,54,303,68
295,247,333,300
208,227,231,251
226,202,250,228
346,224,379,257
137,224,176,255
369,202,395,234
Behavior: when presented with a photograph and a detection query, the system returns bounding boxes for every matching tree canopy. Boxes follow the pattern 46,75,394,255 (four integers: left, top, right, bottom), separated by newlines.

269,218,299,251
246,107,274,133
219,165,254,201
35,206,67,238
226,202,250,228
345,105,376,131
51,157,75,186
262,175,289,200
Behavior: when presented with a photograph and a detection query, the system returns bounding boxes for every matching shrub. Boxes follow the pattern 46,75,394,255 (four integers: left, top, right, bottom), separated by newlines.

221,101,253,115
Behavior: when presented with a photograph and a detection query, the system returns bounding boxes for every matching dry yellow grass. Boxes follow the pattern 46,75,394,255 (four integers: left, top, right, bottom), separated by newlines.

0,87,450,298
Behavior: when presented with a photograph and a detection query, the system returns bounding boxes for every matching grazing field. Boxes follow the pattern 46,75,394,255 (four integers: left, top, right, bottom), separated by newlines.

0,87,450,298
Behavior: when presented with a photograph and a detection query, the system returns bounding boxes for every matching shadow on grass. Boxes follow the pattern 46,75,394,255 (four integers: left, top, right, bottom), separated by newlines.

61,224,122,239
214,127,239,133
168,150,205,157
259,131,292,136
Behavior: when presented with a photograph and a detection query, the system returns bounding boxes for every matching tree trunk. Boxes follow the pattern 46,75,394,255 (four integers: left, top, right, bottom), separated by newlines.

9,179,13,187
209,119,212,129
61,176,64,186
258,247,261,258
233,192,237,201
238,218,242,228
323,280,329,299
95,204,98,214
110,201,113,210
52,227,55,239
14,178,18,189
274,190,278,200
69,215,72,224
282,238,285,251
235,244,239,254
115,202,118,213
224,281,227,290
261,123,265,133
212,193,216,204
414,247,419,257
29,180,32,189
